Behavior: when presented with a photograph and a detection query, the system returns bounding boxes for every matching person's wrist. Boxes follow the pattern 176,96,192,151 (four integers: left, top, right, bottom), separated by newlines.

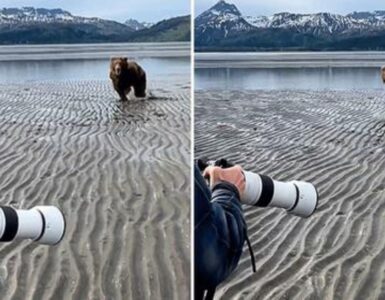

212,181,241,200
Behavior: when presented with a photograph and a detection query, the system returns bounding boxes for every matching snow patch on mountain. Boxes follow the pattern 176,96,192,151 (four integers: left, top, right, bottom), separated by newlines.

246,11,385,34
196,0,385,38
0,7,101,24
125,18,153,31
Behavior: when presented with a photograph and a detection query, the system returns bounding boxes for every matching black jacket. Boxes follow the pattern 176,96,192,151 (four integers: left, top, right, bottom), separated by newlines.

195,166,253,299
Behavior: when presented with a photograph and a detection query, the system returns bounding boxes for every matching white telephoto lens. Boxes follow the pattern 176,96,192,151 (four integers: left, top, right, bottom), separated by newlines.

242,171,318,218
288,181,318,217
16,209,44,241
0,205,66,245
33,206,66,245
269,180,298,210
242,171,262,205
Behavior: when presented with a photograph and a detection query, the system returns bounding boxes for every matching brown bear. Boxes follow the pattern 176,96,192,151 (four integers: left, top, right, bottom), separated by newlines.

382,66,385,83
109,57,146,101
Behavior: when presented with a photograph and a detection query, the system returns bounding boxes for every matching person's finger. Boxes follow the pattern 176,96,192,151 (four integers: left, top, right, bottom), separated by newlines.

202,166,212,178
202,166,213,187
203,166,219,187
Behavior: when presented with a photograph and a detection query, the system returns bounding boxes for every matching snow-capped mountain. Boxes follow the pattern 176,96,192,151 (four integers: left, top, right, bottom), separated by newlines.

0,7,190,44
195,0,252,39
245,11,385,35
0,7,101,24
348,10,385,23
197,0,385,36
195,0,385,50
125,19,153,31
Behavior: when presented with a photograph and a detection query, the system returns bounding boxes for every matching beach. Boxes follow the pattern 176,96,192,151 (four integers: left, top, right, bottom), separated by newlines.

195,89,385,299
0,77,190,299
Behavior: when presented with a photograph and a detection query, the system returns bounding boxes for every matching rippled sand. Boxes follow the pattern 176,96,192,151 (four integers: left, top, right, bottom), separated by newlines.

195,89,385,300
0,79,190,299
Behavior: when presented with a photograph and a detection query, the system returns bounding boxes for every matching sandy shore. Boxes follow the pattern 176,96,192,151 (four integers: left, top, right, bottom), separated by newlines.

195,89,385,299
0,79,190,299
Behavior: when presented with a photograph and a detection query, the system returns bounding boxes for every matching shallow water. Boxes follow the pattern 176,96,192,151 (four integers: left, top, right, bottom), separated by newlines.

0,57,190,83
195,67,385,90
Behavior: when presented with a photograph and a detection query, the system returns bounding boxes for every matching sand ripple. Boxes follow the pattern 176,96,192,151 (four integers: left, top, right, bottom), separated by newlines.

195,89,385,300
0,80,190,300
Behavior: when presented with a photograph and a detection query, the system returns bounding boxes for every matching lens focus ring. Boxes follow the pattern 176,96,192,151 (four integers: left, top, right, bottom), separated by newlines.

256,175,274,207
0,206,19,242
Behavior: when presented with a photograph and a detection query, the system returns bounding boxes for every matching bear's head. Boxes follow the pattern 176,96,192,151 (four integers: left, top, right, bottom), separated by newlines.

110,57,128,77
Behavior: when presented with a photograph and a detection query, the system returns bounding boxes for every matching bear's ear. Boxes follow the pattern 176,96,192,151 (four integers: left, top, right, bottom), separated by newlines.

123,57,128,62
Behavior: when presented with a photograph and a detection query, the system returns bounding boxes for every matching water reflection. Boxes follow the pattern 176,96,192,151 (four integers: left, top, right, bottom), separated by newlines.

195,67,385,90
0,57,189,84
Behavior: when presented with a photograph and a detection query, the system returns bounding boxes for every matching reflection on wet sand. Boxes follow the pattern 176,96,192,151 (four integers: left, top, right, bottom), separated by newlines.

196,67,385,90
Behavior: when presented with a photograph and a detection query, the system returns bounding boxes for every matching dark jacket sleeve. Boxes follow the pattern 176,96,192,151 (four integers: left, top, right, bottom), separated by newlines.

195,167,247,290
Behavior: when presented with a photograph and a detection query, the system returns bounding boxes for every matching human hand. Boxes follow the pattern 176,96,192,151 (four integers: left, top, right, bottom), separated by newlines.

203,165,246,197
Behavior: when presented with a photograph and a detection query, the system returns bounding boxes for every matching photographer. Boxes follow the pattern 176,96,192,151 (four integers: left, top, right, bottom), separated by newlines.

194,164,255,300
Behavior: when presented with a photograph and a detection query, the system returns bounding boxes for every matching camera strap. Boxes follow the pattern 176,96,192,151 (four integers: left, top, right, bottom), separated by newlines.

245,231,256,273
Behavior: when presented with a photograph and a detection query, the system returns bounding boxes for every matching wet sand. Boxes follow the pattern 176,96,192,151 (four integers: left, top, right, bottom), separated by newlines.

195,89,385,299
0,78,190,299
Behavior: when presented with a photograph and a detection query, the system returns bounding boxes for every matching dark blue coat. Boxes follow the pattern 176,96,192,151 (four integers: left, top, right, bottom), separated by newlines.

194,166,250,299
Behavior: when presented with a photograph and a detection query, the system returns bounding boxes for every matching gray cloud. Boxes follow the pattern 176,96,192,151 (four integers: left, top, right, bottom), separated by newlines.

196,0,385,16
1,0,189,22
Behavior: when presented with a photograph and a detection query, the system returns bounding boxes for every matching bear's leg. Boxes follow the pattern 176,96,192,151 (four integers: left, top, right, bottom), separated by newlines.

124,87,132,100
134,89,146,98
112,82,127,101
134,83,146,98
118,90,128,101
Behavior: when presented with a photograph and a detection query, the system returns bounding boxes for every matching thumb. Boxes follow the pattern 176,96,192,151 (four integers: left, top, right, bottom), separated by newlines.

203,166,219,188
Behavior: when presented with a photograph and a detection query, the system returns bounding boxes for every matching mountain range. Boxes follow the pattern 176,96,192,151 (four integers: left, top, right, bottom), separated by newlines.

125,19,153,31
0,7,189,44
195,0,385,51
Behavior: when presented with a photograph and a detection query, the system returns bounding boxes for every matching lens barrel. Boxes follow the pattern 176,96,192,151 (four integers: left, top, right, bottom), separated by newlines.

242,171,318,217
0,206,66,245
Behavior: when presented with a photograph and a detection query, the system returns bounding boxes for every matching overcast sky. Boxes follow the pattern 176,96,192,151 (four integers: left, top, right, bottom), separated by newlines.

0,0,190,23
196,0,385,16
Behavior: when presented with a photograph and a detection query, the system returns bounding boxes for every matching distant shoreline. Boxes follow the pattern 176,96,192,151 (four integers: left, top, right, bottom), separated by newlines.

195,51,385,68
0,42,190,61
